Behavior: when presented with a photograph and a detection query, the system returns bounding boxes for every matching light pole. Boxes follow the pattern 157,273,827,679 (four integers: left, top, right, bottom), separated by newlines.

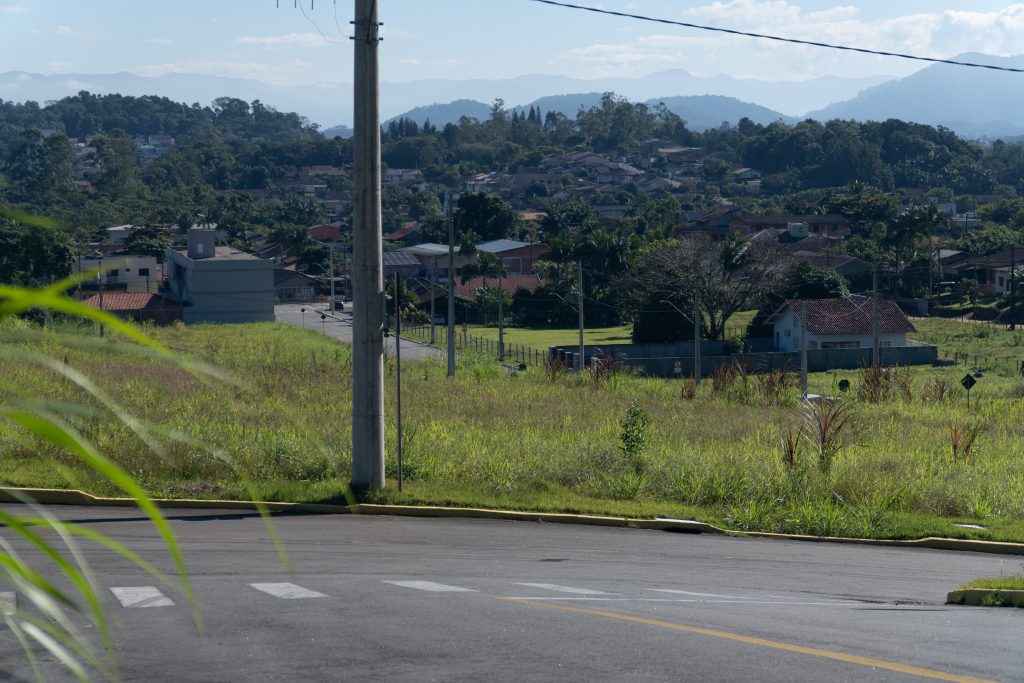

661,298,701,384
98,256,105,338
301,307,306,329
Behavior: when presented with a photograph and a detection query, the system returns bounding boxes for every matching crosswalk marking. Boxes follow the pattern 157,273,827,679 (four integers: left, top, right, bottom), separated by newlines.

515,583,616,595
249,583,327,599
109,586,174,608
383,580,477,593
0,591,15,615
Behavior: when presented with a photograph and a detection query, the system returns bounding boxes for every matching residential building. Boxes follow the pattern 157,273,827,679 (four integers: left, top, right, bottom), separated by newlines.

165,230,274,324
82,292,181,325
767,298,917,352
274,268,321,302
476,239,549,276
78,253,160,292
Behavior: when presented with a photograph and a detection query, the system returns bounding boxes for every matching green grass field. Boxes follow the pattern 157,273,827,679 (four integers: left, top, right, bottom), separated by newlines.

2,314,1024,543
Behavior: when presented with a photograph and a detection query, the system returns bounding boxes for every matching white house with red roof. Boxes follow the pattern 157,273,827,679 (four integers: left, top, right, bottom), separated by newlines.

766,298,917,353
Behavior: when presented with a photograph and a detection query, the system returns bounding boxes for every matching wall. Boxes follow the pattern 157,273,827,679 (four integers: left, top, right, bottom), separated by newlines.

550,340,938,377
166,249,274,324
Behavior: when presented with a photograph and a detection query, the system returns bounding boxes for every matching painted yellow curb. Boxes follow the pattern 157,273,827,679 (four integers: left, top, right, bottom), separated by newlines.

740,530,1024,556
3,487,1023,556
947,589,1024,607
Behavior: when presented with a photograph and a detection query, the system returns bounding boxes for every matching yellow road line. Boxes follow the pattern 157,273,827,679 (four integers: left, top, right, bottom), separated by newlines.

498,598,993,683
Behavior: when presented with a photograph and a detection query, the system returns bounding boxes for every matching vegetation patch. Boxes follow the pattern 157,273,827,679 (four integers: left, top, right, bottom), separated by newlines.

4,318,1024,544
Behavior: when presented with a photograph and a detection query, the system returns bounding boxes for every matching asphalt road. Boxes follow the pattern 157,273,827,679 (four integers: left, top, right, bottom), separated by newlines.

2,505,1022,682
275,303,443,362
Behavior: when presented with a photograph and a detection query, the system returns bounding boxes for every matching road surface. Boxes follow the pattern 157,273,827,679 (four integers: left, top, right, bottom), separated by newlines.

1,505,1021,682
275,303,442,362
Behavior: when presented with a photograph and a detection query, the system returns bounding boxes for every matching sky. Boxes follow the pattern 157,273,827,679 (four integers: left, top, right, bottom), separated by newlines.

2,1,1024,86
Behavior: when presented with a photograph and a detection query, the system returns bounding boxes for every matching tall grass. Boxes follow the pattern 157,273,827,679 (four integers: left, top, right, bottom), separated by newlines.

4,315,1024,544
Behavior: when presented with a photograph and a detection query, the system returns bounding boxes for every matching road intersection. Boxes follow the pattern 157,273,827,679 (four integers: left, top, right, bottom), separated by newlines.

1,505,1020,681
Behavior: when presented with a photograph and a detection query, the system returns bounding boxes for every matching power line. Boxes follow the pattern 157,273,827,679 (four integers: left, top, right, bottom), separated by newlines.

528,0,1024,75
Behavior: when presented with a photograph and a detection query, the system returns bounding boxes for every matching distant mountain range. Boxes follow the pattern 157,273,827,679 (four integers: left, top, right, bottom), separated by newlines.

808,53,1024,138
3,54,1024,138
390,94,795,132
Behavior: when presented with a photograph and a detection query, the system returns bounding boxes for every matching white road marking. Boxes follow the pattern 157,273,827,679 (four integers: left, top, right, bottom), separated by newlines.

249,583,327,599
650,589,750,599
503,597,856,606
109,586,174,608
515,583,616,595
384,580,477,592
0,591,15,615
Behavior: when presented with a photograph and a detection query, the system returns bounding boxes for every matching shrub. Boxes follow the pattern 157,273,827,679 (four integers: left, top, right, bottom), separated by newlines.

619,400,651,474
799,398,857,474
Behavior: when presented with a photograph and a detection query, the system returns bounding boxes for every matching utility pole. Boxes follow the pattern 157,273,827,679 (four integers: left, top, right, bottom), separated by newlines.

98,257,104,338
576,259,585,371
799,302,808,397
394,272,403,492
429,255,437,344
351,0,385,491
872,265,880,369
329,244,336,309
1005,244,1017,330
693,292,701,385
497,266,505,361
446,192,456,377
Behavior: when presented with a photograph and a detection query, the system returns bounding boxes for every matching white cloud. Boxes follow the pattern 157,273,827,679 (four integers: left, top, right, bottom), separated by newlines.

55,24,74,35
15,73,30,82
144,38,175,45
399,58,422,65
0,5,27,13
233,32,328,49
560,2,1024,80
135,59,332,86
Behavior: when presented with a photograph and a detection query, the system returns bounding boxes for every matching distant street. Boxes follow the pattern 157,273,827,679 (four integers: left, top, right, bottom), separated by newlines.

1,505,1021,682
275,303,442,362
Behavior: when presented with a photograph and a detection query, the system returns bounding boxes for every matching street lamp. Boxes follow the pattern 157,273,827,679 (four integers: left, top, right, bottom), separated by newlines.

662,298,701,385
301,307,306,329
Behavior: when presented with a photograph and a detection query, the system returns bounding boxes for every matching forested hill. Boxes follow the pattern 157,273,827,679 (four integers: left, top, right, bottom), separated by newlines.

0,92,320,159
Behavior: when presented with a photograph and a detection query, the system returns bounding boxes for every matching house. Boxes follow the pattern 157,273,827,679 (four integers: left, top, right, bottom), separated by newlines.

106,225,141,244
308,222,344,243
398,243,475,279
383,250,423,278
274,268,321,302
78,253,160,292
952,247,1023,295
767,298,917,352
476,239,549,276
165,230,274,324
454,274,544,299
383,221,424,245
733,167,762,182
82,292,182,325
730,214,851,238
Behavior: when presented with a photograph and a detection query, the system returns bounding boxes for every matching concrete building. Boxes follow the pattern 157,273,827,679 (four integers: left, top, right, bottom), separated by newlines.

165,230,274,324
767,298,916,352
78,253,160,292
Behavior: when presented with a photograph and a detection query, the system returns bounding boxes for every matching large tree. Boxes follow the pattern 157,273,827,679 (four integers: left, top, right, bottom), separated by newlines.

0,222,75,286
624,234,786,342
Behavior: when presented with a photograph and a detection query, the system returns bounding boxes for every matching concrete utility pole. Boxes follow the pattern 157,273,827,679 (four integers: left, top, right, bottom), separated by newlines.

329,245,336,308
576,260,585,371
693,292,702,385
429,255,437,344
351,0,385,490
394,272,403,492
497,267,505,361
446,193,456,377
98,257,105,338
1011,244,1017,332
799,302,808,397
872,265,880,369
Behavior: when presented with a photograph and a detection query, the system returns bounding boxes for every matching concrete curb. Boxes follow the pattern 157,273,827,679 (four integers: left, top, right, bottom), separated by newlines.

3,487,1024,556
739,530,1024,556
947,589,1024,607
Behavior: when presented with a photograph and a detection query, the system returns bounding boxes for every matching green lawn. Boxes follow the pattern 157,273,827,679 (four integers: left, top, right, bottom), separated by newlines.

3,315,1024,544
959,576,1024,591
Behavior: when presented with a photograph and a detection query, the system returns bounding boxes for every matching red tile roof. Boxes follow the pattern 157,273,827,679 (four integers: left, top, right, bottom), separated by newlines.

782,298,917,336
82,292,164,312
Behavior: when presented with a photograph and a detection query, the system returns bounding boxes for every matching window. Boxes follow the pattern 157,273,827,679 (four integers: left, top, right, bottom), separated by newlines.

107,269,118,277
821,341,860,349
138,268,150,277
